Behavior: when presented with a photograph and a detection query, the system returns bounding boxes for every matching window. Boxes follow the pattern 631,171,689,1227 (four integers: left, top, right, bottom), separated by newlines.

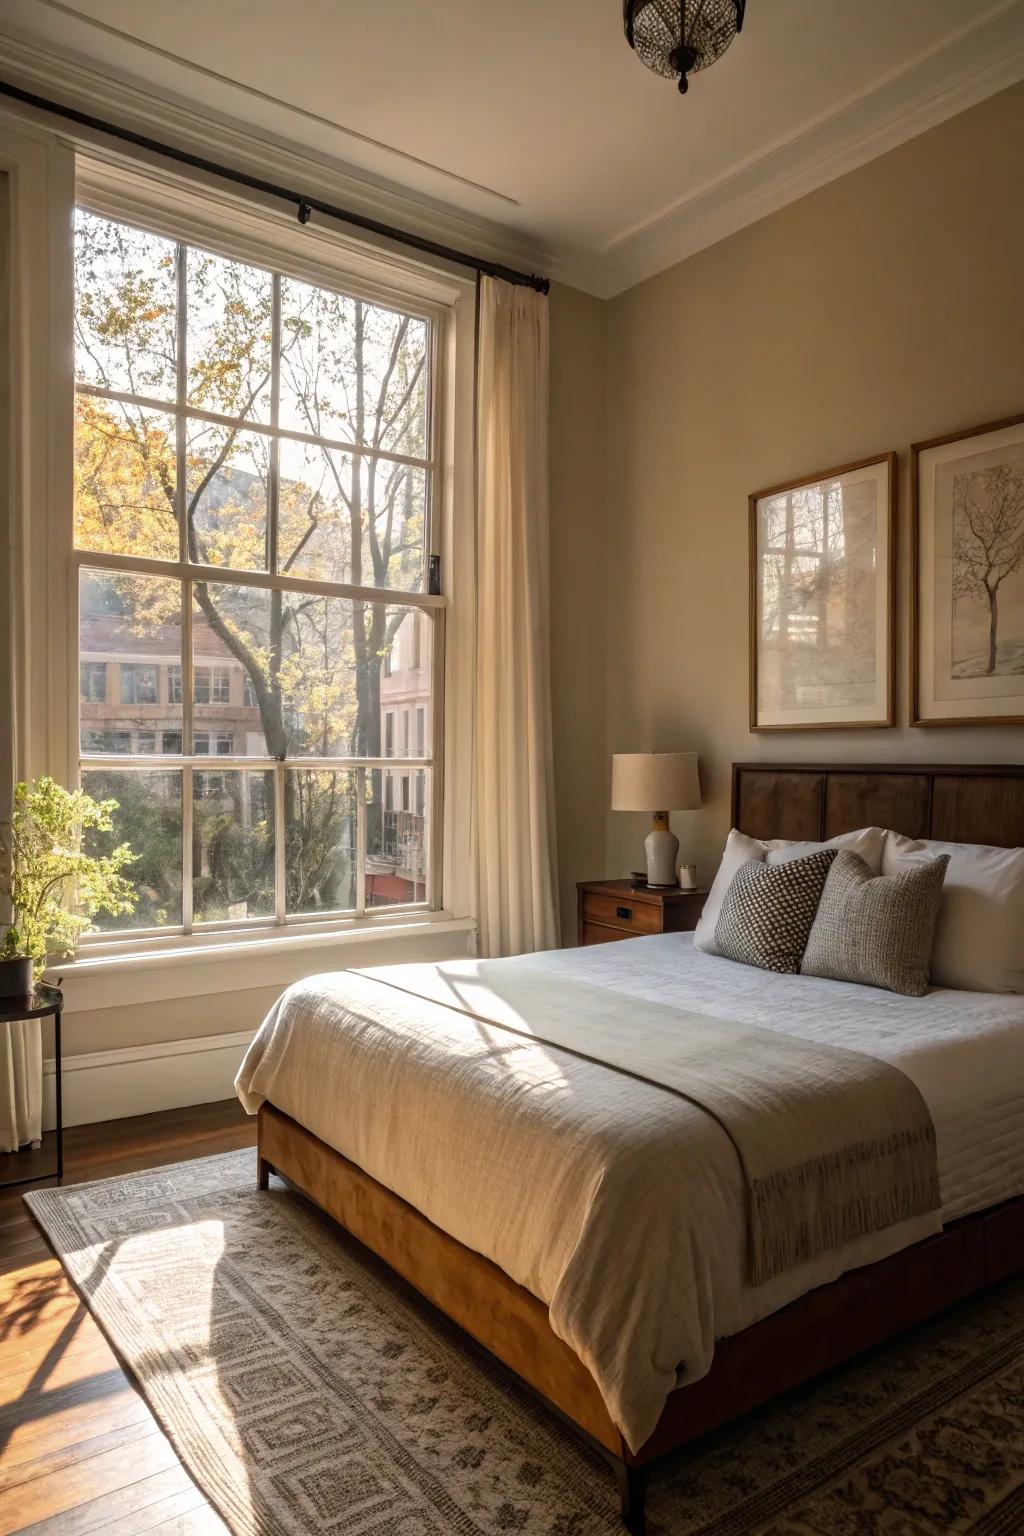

193,665,231,705
411,612,422,670
80,661,106,703
120,664,157,705
195,731,233,755
81,728,131,753
416,706,425,757
74,207,436,933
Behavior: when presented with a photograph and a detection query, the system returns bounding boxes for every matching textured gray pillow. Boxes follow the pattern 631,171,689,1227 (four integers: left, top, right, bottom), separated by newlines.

802,850,950,997
714,848,838,975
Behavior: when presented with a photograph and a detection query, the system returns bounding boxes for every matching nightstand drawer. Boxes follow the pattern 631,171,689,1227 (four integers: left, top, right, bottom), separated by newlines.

580,922,631,946
580,892,661,935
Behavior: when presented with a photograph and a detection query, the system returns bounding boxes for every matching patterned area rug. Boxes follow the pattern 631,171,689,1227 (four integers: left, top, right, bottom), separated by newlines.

26,1150,1024,1536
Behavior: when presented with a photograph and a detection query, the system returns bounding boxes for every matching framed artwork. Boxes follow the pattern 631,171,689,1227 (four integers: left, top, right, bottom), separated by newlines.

913,413,1024,727
749,453,896,731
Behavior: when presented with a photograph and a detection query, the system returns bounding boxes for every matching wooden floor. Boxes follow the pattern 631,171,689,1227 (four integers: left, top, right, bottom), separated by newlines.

0,1100,256,1536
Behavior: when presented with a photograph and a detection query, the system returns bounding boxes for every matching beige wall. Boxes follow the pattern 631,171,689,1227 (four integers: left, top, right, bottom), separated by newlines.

599,81,1024,892
549,282,609,937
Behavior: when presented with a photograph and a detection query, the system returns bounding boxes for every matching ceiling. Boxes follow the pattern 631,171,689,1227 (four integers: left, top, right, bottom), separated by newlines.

3,0,1024,295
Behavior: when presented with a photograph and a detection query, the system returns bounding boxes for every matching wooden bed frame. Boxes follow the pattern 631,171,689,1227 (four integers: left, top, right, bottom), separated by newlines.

258,762,1024,1533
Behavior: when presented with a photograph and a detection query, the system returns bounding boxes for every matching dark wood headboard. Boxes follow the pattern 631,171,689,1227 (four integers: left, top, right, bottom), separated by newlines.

732,763,1024,849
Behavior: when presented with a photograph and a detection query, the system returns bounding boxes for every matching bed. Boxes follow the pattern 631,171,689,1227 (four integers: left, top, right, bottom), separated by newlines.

237,762,1024,1533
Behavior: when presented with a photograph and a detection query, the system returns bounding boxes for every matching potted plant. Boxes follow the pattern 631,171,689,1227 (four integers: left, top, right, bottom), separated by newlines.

0,777,138,998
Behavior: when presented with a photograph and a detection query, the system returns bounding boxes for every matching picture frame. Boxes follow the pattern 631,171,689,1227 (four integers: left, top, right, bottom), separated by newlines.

749,453,896,731
912,412,1024,727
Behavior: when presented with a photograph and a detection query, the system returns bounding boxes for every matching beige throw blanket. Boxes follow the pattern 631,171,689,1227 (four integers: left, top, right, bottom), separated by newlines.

364,964,940,1286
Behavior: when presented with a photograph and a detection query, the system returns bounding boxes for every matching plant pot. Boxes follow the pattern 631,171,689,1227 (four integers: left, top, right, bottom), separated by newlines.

0,955,34,1000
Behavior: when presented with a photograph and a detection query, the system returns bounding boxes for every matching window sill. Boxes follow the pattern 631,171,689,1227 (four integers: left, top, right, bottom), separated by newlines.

49,912,477,1013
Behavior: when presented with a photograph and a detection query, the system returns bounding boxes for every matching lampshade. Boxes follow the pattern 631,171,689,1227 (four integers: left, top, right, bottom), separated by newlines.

611,753,701,813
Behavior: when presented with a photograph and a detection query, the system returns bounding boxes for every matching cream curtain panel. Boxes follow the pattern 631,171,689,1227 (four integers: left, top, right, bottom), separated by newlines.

473,277,559,958
0,1023,43,1154
0,171,43,1154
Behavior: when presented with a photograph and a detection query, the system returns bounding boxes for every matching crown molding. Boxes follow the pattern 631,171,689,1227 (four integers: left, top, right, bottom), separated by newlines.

0,25,558,289
580,0,1024,297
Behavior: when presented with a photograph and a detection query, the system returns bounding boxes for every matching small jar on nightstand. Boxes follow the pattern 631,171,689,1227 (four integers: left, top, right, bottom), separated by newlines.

576,879,708,947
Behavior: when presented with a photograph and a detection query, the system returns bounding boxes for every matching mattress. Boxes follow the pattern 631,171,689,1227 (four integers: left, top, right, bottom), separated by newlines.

236,934,1024,1449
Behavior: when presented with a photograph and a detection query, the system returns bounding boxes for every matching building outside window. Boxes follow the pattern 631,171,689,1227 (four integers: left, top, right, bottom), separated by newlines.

168,665,183,704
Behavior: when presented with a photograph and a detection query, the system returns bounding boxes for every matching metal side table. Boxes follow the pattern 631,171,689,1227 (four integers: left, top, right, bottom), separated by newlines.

0,983,63,1188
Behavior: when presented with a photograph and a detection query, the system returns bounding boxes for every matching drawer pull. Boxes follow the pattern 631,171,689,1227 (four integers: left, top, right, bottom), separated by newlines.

616,905,633,921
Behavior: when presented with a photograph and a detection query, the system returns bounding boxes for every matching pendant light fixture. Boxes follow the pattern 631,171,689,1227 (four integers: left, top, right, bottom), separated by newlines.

623,0,747,94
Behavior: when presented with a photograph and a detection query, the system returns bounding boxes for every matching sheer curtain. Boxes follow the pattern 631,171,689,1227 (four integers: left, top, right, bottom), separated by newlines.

0,171,42,1154
473,277,559,957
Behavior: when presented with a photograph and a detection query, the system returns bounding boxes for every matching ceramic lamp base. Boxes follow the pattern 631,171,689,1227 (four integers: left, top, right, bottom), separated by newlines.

644,814,679,887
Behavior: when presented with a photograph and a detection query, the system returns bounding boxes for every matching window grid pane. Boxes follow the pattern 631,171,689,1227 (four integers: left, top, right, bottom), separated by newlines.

75,211,437,937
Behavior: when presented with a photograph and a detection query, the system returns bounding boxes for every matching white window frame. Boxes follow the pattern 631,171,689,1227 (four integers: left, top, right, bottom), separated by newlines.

56,152,477,958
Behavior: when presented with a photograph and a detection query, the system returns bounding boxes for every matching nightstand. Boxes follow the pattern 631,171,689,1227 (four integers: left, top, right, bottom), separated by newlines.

576,879,708,946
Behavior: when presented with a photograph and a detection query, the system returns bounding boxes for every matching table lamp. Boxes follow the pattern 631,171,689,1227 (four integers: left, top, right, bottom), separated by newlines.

611,752,701,888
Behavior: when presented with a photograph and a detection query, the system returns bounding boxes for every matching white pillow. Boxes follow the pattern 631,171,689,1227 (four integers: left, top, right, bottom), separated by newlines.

693,826,886,956
882,833,1024,993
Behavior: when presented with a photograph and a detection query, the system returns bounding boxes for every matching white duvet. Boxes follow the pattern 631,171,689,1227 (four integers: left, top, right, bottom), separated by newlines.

236,934,1024,1450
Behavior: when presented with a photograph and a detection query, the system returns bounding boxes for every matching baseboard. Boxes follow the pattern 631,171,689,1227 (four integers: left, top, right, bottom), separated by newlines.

43,1029,255,1129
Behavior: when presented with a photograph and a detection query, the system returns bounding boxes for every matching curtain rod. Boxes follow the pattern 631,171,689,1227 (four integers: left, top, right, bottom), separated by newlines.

0,78,551,295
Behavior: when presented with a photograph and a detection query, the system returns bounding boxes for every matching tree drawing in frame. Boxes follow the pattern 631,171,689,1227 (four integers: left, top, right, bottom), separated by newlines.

750,454,894,730
913,412,1024,727
951,459,1024,678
